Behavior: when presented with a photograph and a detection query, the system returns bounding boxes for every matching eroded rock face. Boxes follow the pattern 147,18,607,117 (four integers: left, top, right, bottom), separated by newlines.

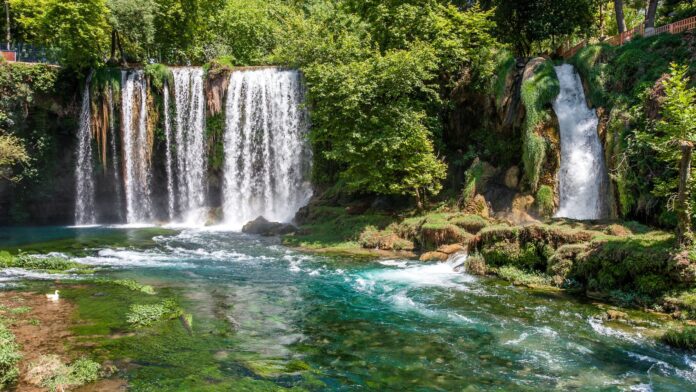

504,166,520,189
242,216,297,236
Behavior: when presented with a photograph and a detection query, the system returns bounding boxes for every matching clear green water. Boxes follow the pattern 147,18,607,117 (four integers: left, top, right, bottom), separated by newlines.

1,227,695,391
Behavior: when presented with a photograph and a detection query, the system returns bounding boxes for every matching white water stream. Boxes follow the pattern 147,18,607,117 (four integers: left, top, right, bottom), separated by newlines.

552,64,607,220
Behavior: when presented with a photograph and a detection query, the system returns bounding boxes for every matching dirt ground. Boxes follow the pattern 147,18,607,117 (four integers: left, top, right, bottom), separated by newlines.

0,290,126,392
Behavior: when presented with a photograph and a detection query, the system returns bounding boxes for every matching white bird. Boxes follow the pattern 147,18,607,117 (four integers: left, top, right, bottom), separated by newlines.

46,290,59,302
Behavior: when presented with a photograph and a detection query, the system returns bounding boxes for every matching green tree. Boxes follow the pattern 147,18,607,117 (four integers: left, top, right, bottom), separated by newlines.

494,0,597,56
106,0,157,63
0,132,28,181
213,0,287,65
9,0,110,68
659,64,696,246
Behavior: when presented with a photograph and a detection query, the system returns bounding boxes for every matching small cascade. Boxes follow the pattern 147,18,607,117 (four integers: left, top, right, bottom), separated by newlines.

106,84,125,222
222,68,313,229
552,64,607,220
171,68,208,224
74,77,96,225
121,70,154,223
163,81,176,220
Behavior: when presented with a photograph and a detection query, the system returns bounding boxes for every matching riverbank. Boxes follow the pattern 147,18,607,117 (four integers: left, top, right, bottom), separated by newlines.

283,200,696,328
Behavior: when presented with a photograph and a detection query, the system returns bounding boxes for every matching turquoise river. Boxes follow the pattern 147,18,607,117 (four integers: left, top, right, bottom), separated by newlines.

1,226,695,391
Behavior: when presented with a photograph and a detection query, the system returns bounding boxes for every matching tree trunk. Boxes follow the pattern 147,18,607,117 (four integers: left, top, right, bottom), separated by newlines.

4,0,10,51
599,2,606,37
415,188,424,211
614,0,626,33
109,29,117,63
116,31,126,66
676,141,693,247
646,0,659,29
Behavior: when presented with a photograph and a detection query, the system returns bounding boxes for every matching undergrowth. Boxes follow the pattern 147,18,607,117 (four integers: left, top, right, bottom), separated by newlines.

520,59,559,191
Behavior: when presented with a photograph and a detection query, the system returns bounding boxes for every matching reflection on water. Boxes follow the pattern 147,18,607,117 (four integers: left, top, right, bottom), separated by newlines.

1,227,695,390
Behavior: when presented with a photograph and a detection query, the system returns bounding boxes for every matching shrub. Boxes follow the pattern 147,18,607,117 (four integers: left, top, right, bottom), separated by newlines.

662,327,696,350
495,265,552,286
144,63,173,91
465,254,487,276
0,321,21,389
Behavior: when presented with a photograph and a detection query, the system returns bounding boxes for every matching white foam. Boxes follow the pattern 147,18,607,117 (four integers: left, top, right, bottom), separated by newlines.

0,268,83,281
588,317,642,343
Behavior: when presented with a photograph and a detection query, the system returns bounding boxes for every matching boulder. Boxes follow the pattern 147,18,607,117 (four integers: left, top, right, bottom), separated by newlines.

419,251,449,262
605,310,628,321
242,216,298,236
437,244,466,255
504,166,520,189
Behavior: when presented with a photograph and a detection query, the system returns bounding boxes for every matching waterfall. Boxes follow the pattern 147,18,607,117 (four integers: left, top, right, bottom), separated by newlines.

107,84,125,222
74,78,96,225
222,68,312,229
121,70,154,223
163,81,175,220
171,67,208,224
552,64,607,220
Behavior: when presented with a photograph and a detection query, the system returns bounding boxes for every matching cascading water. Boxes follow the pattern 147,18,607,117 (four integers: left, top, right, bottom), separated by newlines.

552,64,607,220
222,68,313,229
171,68,208,224
121,70,154,223
107,84,125,222
74,77,96,225
163,81,176,220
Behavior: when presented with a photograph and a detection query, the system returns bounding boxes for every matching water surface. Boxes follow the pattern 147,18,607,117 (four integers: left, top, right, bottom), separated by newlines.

1,227,694,391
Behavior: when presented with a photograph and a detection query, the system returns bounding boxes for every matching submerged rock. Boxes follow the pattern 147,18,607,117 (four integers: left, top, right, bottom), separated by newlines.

242,216,298,236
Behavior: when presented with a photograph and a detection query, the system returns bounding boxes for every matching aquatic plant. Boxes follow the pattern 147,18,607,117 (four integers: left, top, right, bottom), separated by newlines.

98,278,155,295
0,251,84,272
127,299,183,327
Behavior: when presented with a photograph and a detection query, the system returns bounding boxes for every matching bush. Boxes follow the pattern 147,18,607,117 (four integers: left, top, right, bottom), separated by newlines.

662,327,696,350
495,265,552,286
144,63,173,91
0,321,21,389
465,253,487,276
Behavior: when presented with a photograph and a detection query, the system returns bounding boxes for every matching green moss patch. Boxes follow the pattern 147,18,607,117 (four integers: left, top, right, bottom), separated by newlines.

0,251,88,274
